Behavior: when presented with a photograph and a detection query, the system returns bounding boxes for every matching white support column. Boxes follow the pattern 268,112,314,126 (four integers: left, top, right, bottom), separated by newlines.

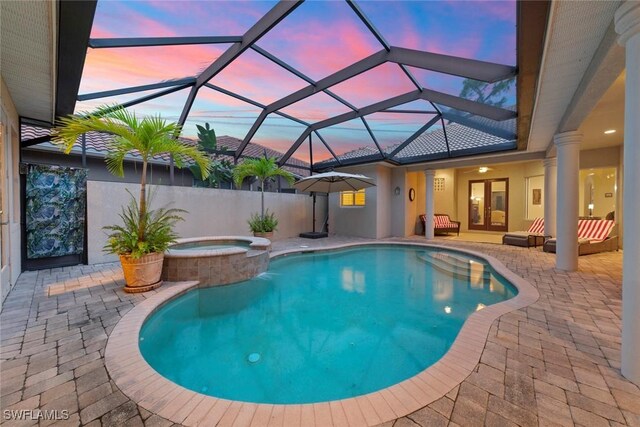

543,158,557,237
615,0,640,386
554,131,582,272
424,170,435,240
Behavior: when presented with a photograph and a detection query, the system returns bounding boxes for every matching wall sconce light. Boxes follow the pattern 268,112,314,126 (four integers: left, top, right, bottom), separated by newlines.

588,203,594,217
394,186,401,196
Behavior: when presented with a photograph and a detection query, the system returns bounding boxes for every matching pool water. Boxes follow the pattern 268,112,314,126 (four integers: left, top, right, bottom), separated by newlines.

140,245,516,404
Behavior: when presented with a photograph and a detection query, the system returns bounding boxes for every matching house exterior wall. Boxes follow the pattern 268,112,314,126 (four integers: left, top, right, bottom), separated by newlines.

87,181,325,264
21,150,194,187
390,168,407,237
376,166,392,239
434,168,457,220
0,76,22,309
455,161,545,232
329,165,391,239
405,172,418,236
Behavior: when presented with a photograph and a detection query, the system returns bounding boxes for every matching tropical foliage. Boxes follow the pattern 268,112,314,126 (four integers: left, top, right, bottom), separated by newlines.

190,123,235,189
53,105,211,255
247,210,279,233
233,155,295,221
459,77,515,108
104,191,185,259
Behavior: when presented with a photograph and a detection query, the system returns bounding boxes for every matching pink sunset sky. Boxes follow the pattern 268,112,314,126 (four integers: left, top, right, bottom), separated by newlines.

77,0,517,162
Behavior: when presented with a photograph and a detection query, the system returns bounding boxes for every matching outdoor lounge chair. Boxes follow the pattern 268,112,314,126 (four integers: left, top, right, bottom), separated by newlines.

543,219,618,255
419,214,461,236
502,218,546,248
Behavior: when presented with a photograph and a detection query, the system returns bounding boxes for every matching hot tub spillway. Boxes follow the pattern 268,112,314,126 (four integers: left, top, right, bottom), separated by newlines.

161,236,271,286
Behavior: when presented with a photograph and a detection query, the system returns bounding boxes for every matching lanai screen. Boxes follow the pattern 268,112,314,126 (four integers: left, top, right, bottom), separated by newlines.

75,0,518,171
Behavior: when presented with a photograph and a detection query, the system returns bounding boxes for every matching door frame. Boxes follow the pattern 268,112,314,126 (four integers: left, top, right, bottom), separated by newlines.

0,121,9,284
468,178,509,232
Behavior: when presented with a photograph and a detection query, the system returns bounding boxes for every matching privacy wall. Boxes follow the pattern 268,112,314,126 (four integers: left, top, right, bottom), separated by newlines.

87,181,324,264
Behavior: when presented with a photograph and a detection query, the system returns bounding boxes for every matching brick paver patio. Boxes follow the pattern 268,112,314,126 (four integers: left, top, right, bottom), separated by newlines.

1,236,638,426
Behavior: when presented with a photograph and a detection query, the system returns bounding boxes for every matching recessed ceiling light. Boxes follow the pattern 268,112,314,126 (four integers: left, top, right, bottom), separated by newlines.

478,167,489,173
604,129,616,134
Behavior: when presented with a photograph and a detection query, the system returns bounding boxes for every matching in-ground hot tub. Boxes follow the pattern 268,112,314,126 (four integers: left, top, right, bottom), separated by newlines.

161,236,271,286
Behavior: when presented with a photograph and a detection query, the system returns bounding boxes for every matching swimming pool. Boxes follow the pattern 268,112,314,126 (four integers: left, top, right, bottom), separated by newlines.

140,244,517,404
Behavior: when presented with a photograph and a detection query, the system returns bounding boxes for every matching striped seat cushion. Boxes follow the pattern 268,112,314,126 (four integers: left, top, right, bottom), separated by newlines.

527,218,545,234
420,215,459,229
577,220,615,241
434,215,457,228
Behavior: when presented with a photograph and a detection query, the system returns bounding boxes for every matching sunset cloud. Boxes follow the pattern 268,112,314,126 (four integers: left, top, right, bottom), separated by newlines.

329,63,417,109
279,91,352,122
213,49,309,105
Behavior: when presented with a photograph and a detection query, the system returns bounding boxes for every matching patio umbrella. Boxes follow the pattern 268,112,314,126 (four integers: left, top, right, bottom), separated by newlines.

294,171,376,238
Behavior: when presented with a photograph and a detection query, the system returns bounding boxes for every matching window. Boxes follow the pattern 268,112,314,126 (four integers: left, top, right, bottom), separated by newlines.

340,189,366,207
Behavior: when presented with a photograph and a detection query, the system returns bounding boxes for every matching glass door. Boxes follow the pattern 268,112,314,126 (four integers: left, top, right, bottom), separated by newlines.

469,181,486,230
468,179,509,231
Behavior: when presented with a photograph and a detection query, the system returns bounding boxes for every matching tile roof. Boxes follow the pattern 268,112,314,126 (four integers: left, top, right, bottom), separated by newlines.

317,117,516,166
21,125,310,176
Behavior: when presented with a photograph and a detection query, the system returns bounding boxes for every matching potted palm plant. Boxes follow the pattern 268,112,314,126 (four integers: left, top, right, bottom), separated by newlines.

233,155,294,238
53,106,211,292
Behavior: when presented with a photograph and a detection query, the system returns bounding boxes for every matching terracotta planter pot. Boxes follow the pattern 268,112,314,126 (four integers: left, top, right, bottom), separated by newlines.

119,252,164,293
253,231,273,239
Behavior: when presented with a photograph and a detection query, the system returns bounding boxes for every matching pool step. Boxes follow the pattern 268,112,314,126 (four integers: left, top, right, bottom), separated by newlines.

416,251,492,281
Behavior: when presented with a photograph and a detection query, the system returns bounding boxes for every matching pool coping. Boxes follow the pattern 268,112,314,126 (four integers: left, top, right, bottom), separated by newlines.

105,241,539,426
165,235,271,258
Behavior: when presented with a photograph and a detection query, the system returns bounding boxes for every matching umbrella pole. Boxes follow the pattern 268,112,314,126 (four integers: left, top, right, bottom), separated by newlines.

326,191,329,234
312,192,317,233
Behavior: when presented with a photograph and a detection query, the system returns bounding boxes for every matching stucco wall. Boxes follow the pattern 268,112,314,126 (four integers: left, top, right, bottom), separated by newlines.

329,165,389,239
22,150,194,187
390,168,407,237
376,166,392,238
407,172,425,235
87,181,324,264
580,146,620,169
0,76,23,308
456,161,544,232
434,168,457,219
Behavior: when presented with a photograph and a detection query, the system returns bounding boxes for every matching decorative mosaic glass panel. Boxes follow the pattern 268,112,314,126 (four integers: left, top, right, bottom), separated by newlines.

26,165,87,259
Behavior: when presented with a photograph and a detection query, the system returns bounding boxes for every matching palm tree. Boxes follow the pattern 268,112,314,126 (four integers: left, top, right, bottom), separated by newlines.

53,106,211,240
233,155,295,220
459,77,515,108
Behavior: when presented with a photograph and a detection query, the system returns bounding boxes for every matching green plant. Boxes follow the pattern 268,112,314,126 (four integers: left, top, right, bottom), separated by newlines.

247,210,279,233
233,155,295,221
53,105,211,249
190,123,234,188
459,77,515,108
103,191,185,258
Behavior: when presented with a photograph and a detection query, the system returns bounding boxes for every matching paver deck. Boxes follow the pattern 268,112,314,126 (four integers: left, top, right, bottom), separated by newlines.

1,236,638,426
